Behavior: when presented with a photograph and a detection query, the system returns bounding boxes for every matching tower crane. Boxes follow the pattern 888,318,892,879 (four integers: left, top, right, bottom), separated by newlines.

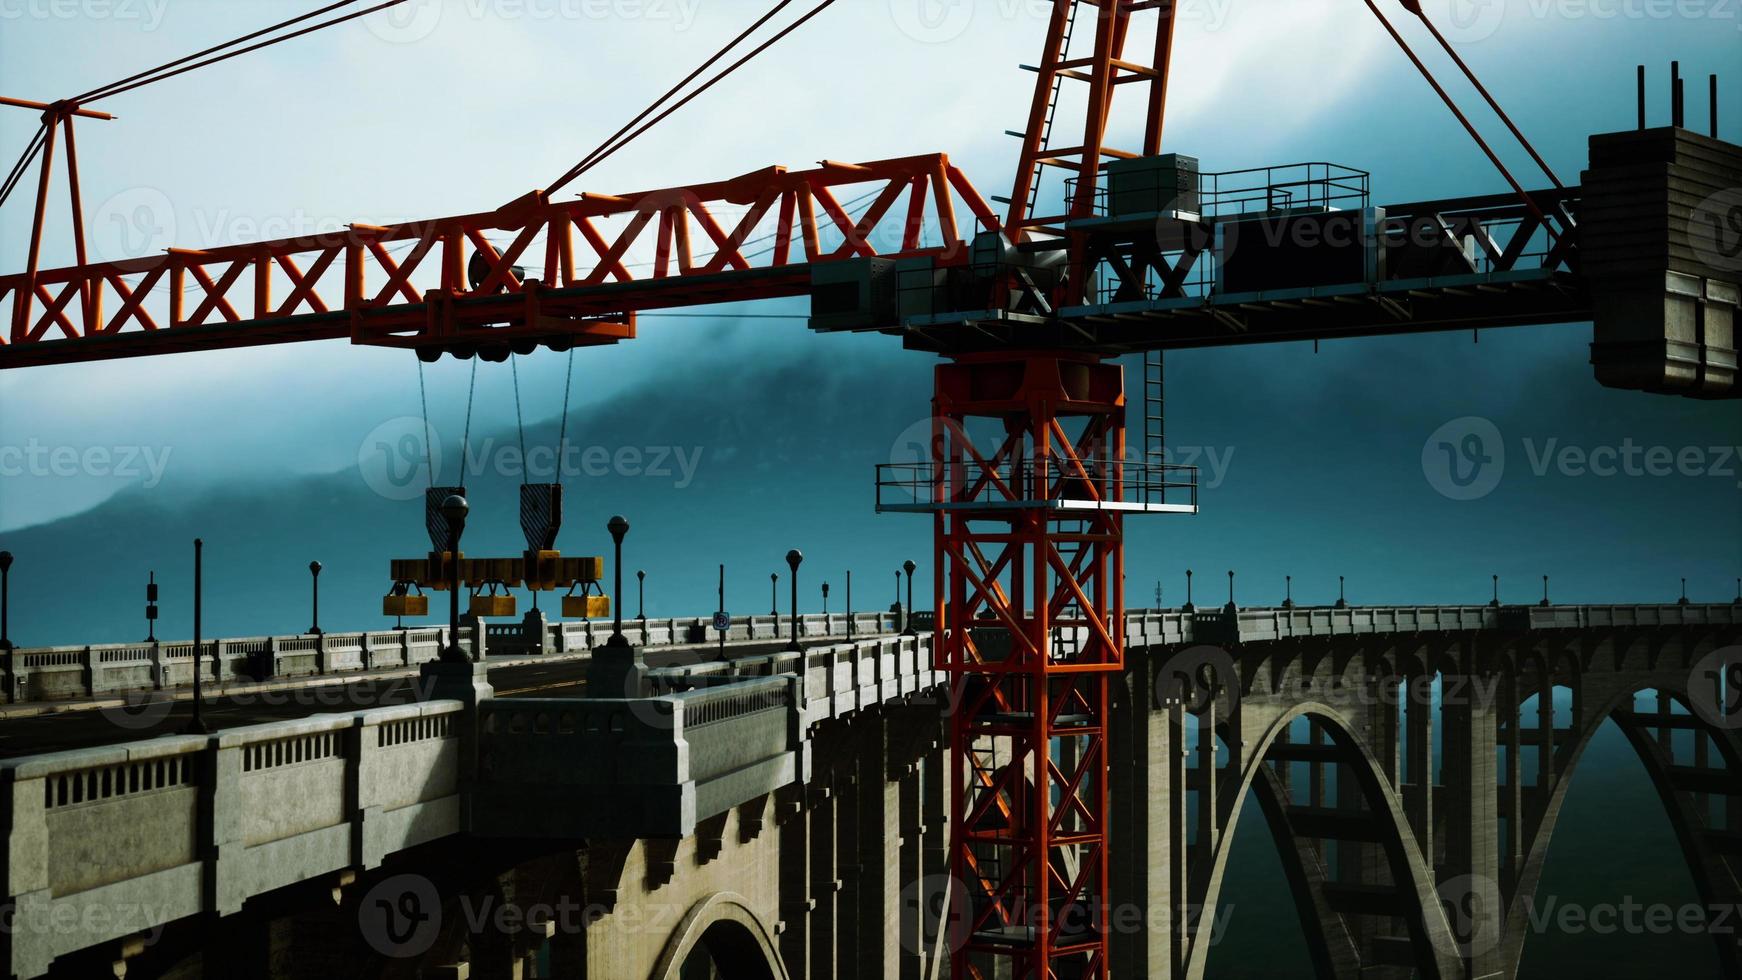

2,3,1737,979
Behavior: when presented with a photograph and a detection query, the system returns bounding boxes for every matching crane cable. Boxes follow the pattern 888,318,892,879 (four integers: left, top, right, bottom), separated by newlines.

548,0,842,195
1362,0,1560,238
413,356,480,489
556,346,577,480
510,355,529,486
548,0,800,195
1398,0,1564,190
3,0,410,211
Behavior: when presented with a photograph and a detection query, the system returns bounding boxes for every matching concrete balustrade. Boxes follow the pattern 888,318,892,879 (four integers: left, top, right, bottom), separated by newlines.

0,700,464,979
0,613,900,706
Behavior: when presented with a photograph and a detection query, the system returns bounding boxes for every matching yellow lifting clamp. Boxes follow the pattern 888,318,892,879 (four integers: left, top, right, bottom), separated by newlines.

470,579,517,618
383,581,429,618
385,486,609,620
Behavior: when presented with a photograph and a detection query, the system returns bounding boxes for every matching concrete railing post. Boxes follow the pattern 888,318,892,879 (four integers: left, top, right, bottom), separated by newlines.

203,735,247,917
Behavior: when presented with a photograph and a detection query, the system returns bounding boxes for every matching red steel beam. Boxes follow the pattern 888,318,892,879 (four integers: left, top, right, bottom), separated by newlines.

0,153,997,367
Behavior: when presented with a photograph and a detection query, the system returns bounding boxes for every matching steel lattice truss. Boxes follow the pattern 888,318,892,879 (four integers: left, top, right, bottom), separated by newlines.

930,354,1132,980
0,154,997,366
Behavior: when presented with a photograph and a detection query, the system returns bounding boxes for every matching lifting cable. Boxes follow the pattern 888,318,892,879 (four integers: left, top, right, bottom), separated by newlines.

548,0,800,195
1398,0,1563,190
416,359,436,490
3,1,410,211
510,355,529,486
556,347,577,479
413,356,479,489
1362,0,1560,237
547,0,842,195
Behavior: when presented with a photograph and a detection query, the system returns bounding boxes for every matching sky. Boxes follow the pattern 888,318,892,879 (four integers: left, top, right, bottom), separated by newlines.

0,0,1739,643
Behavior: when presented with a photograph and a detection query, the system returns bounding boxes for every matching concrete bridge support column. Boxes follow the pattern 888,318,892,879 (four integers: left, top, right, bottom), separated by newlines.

1110,654,1180,980
777,786,813,979
851,711,901,980
1439,651,1505,980
920,727,949,980
466,873,526,980
808,777,839,980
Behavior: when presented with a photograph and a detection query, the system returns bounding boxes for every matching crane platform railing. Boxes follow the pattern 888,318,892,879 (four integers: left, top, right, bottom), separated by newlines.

875,458,1200,514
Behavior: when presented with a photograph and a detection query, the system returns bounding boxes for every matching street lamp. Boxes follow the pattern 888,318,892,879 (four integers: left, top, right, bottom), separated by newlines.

786,550,804,652
439,495,469,664
846,570,854,640
894,569,902,626
1282,575,1294,610
1335,576,1349,610
637,570,646,623
771,572,779,617
1491,574,1501,608
0,550,13,652
607,516,630,647
822,581,830,617
903,559,917,636
1540,575,1551,608
145,571,159,642
1182,569,1195,613
307,561,323,635
184,539,209,735
1680,577,1691,607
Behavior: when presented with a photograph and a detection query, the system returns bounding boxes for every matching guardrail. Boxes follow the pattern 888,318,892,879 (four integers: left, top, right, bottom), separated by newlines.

1121,603,1741,647
1,612,901,705
474,632,939,839
0,700,463,979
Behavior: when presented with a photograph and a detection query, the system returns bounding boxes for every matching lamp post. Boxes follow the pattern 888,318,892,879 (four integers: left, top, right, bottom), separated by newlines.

307,561,323,635
1680,577,1691,606
1224,570,1238,614
1540,575,1551,608
440,495,470,664
637,570,646,623
184,539,209,735
1182,569,1195,613
0,550,12,652
1282,575,1294,610
1491,575,1501,608
1335,576,1349,610
145,571,159,642
846,570,854,640
903,559,917,636
607,516,630,647
786,550,804,652
895,569,902,628
822,581,830,617
771,573,779,617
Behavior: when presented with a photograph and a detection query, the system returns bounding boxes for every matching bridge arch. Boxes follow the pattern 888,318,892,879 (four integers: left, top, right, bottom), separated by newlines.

1182,700,1462,980
651,891,789,980
1502,675,1742,977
